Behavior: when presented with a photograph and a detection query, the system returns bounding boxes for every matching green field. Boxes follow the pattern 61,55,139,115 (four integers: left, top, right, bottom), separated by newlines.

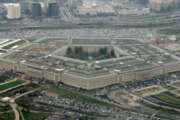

0,112,14,120
164,85,176,90
141,100,180,120
0,102,13,120
0,102,10,112
153,92,180,108
22,111,50,120
0,80,25,91
0,72,16,83
2,40,26,50
158,27,180,42
141,90,180,119
159,27,180,35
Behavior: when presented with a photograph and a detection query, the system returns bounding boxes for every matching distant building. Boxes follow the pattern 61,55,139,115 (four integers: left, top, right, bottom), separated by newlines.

20,1,30,15
149,0,174,11
4,3,21,19
47,2,59,17
0,4,6,17
149,0,162,11
76,0,115,16
31,3,42,17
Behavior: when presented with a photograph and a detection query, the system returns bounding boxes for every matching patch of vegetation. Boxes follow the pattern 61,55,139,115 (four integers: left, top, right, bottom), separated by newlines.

153,92,180,108
2,40,26,50
0,80,25,91
164,85,176,90
0,50,6,53
26,38,36,42
0,102,13,120
66,46,116,61
98,94,113,102
0,112,14,120
74,115,96,120
141,100,180,119
22,111,50,120
0,102,11,112
159,27,180,35
0,71,16,83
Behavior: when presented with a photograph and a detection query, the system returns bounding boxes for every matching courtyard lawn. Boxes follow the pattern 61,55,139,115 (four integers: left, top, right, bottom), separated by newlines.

0,80,25,92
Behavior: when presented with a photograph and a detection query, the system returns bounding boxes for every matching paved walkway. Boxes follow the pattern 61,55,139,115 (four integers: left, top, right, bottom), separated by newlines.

1,97,20,120
9,101,20,120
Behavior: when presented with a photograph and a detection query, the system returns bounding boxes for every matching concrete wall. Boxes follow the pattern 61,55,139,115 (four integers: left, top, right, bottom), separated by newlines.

61,72,117,90
121,71,136,82
22,65,44,78
61,73,89,89
86,73,117,89
134,66,163,80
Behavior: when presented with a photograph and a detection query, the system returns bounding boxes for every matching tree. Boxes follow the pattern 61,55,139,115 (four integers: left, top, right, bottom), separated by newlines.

74,46,83,54
66,47,72,55
99,47,108,55
110,49,116,57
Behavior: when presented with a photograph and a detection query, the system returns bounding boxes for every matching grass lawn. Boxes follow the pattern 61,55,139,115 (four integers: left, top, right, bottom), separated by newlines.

141,100,180,120
159,27,180,35
0,73,16,83
158,27,180,42
50,85,113,107
0,112,14,120
22,111,50,120
0,102,11,112
153,92,180,108
164,85,176,90
2,40,26,50
0,80,25,91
